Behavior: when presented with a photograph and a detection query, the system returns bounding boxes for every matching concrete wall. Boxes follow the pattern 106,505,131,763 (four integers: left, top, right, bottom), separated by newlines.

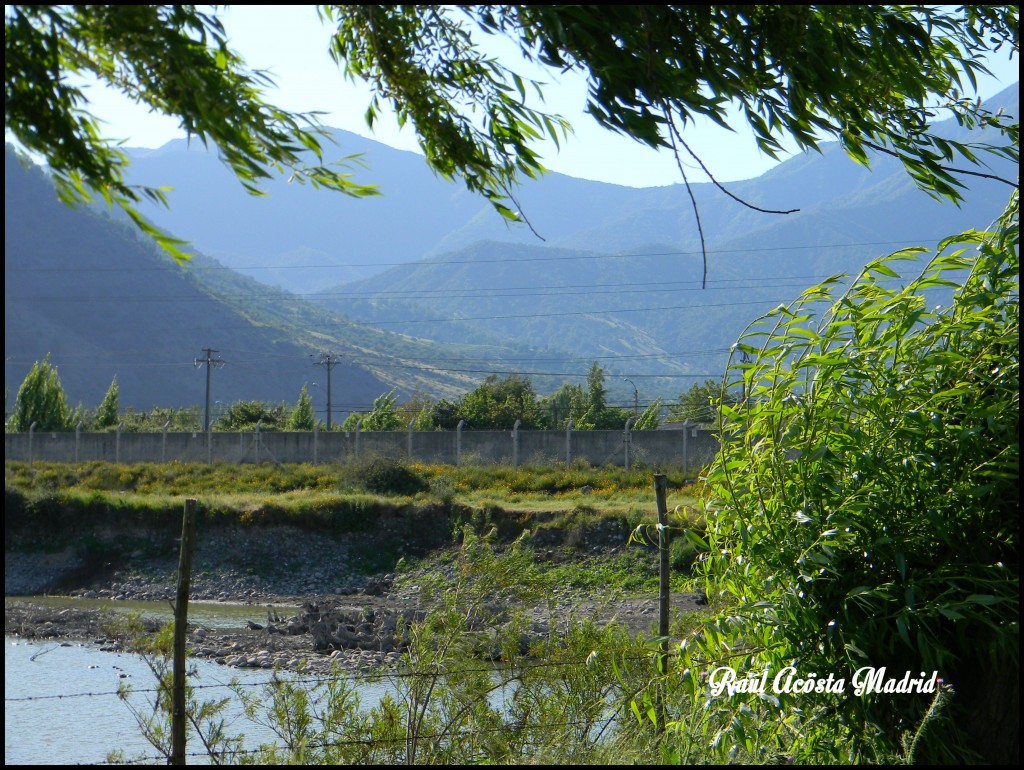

5,423,721,472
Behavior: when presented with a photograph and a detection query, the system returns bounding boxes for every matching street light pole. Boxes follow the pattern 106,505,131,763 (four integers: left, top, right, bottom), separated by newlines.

623,378,639,416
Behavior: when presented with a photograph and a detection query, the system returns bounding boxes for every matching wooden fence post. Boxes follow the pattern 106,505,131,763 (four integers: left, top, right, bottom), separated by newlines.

171,498,197,765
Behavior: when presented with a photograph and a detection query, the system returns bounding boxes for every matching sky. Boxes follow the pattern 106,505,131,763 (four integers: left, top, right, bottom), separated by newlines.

67,5,1021,190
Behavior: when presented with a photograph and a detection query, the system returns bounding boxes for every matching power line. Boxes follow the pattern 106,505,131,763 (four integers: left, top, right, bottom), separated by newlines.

349,297,787,326
4,237,964,273
3,277,825,304
7,268,924,303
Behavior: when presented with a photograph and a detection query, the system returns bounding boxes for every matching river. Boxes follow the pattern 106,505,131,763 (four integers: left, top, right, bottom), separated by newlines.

4,597,394,765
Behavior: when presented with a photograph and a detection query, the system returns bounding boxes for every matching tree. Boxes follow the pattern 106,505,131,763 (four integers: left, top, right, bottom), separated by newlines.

585,362,608,416
426,398,462,431
361,389,403,432
118,406,202,433
581,362,630,429
213,400,287,432
632,398,662,431
667,379,738,424
96,375,120,429
5,6,1017,267
459,374,542,429
8,354,72,431
672,196,1019,763
287,383,316,431
539,382,588,429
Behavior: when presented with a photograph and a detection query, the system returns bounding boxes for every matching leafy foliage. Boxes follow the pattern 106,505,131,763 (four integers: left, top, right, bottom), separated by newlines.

457,373,543,429
351,456,429,496
286,383,316,431
672,194,1019,763
109,617,242,764
667,379,738,424
118,406,202,433
466,5,1018,202
96,376,120,429
538,382,588,429
228,528,660,764
4,5,379,260
213,400,288,432
6,5,1017,257
362,388,403,431
632,398,662,431
8,354,73,431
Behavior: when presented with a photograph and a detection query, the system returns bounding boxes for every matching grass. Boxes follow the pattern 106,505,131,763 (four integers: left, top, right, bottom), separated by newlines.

6,459,707,589
5,460,700,517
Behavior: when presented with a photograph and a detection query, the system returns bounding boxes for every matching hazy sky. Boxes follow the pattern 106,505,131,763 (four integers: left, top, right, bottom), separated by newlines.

53,5,1024,188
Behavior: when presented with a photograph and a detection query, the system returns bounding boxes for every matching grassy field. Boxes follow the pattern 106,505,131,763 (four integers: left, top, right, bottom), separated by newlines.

5,458,707,596
5,458,701,523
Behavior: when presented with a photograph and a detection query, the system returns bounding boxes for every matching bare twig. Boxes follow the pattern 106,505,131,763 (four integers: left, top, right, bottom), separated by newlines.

665,119,710,289
29,644,58,662
675,135,800,214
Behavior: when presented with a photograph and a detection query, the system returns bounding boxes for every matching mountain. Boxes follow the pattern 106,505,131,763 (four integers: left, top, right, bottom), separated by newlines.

119,133,488,293
6,83,1017,411
119,84,1018,296
309,84,1018,398
4,147,541,413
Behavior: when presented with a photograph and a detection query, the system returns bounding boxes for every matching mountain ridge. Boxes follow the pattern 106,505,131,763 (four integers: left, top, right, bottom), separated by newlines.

5,82,1017,412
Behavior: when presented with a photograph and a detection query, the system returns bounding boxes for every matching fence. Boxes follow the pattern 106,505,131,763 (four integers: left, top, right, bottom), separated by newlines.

5,420,720,472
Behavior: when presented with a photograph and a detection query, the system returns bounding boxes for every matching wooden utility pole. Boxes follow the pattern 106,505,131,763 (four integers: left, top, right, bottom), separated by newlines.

171,499,197,765
313,353,342,431
194,348,224,434
654,474,670,735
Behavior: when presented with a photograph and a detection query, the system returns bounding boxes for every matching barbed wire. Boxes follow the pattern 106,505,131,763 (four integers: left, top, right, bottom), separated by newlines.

6,650,668,703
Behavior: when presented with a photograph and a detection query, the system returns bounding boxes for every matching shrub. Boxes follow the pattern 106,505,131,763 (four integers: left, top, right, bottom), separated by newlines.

352,457,429,496
671,197,1019,764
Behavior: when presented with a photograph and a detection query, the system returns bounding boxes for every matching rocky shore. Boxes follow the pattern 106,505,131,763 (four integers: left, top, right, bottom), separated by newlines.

5,522,707,676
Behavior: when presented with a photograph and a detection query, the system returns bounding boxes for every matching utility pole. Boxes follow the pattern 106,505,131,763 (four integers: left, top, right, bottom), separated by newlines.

312,353,342,431
194,348,224,433
623,378,639,417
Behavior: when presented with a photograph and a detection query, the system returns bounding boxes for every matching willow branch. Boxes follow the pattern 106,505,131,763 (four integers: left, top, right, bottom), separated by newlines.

499,180,546,241
859,137,1018,188
665,116,709,289
670,127,799,215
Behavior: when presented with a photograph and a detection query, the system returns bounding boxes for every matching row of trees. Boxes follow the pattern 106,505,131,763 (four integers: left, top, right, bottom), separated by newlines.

6,358,728,433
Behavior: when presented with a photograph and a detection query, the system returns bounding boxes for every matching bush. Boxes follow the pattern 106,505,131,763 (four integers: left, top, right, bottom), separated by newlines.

672,197,1019,764
352,457,429,496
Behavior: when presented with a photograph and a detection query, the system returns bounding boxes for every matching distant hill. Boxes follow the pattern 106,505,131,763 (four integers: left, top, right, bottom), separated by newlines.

310,84,1018,398
6,82,1017,412
4,147,543,413
119,84,1018,295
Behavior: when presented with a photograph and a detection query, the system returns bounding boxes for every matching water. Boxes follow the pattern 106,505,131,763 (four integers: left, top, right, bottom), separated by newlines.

4,636,515,765
4,598,394,765
5,637,262,764
4,598,575,764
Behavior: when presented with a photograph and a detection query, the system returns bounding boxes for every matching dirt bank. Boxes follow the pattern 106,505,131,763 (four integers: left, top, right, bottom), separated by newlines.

5,513,707,675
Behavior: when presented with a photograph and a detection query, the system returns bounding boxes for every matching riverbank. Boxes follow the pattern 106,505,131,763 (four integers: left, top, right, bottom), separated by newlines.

5,517,707,676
